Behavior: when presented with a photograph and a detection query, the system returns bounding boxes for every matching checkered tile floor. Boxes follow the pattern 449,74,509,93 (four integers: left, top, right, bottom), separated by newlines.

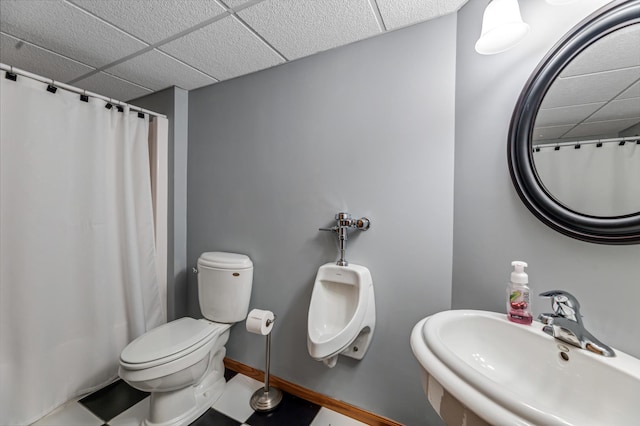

31,369,367,426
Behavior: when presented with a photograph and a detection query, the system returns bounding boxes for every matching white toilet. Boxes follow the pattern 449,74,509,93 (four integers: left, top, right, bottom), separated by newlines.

307,263,375,368
119,252,253,426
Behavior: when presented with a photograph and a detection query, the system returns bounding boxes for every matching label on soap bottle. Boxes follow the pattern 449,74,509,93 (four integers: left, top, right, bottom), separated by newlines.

508,288,532,325
509,290,529,310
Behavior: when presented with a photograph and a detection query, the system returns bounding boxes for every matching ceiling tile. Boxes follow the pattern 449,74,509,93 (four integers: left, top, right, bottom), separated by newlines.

222,0,259,10
0,0,147,68
69,0,227,44
438,0,469,15
561,23,640,77
564,118,640,139
236,0,381,60
532,125,576,142
74,72,153,102
587,98,640,122
535,102,605,128
541,67,640,108
0,33,95,82
159,15,283,81
105,49,217,91
376,0,440,30
619,80,640,100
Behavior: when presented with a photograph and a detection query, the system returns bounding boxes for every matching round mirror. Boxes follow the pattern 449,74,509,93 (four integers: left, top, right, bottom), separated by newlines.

509,0,640,244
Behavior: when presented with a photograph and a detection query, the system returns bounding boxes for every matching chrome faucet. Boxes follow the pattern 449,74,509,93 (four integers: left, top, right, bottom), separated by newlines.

538,290,615,357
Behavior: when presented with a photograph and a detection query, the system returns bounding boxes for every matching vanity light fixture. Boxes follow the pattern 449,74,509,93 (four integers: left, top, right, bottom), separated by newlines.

475,0,530,54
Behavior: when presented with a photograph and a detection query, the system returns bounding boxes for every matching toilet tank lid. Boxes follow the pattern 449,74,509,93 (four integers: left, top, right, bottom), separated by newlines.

120,318,223,365
198,252,253,270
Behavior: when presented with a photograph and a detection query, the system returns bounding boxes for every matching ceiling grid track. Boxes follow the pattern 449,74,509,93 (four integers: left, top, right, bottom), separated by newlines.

0,0,471,100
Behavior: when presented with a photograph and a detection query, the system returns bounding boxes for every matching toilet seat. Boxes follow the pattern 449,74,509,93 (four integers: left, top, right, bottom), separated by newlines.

120,318,229,370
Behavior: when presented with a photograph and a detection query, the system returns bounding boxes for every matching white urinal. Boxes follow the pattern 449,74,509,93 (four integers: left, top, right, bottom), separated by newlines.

307,263,375,368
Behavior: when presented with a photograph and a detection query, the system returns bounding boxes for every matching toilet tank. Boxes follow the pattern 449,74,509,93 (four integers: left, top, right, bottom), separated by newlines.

197,252,253,323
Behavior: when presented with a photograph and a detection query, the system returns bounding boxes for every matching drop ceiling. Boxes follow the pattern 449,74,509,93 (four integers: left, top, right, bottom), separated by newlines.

0,0,468,102
533,23,640,144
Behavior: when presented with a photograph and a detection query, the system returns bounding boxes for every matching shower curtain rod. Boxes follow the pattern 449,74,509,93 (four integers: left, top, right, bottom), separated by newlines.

533,135,639,150
1,63,166,119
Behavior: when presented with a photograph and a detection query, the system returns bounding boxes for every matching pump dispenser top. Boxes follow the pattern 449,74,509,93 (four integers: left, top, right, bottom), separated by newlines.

507,260,532,325
511,261,528,284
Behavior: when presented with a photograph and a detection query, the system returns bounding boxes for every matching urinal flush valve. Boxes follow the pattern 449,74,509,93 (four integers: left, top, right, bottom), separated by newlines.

319,212,370,266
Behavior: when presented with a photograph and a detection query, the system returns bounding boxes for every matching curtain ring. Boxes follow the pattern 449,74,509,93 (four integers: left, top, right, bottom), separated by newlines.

6,65,18,82
46,78,57,93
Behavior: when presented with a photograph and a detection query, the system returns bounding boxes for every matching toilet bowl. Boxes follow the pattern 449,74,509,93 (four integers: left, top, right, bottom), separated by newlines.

307,263,375,367
119,318,230,426
119,252,253,426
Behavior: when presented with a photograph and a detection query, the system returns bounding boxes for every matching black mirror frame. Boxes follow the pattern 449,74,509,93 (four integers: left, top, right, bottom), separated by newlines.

508,0,640,245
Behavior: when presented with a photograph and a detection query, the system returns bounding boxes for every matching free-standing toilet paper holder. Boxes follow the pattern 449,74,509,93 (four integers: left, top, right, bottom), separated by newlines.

250,315,283,411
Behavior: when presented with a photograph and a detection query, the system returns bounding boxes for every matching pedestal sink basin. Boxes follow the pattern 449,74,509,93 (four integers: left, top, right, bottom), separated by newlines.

410,310,640,426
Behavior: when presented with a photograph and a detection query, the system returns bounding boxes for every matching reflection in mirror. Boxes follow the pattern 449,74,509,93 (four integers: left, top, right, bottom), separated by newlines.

532,23,640,217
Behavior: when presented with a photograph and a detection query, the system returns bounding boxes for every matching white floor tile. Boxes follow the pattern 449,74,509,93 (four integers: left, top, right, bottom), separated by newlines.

108,396,150,426
310,407,369,426
31,402,104,426
212,374,264,423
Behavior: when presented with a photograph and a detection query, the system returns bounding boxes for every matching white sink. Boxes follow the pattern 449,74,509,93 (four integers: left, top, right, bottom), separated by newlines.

410,310,640,426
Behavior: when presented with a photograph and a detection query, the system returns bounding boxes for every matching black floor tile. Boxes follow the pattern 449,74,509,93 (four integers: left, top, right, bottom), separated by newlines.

245,391,321,426
79,379,149,422
190,408,242,426
224,367,238,382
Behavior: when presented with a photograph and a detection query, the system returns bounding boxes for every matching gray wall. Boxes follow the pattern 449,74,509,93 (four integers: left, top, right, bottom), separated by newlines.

132,87,190,320
187,14,457,426
453,0,640,357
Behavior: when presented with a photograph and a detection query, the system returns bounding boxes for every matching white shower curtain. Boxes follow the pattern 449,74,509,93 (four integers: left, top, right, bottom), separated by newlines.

0,75,164,425
534,142,640,216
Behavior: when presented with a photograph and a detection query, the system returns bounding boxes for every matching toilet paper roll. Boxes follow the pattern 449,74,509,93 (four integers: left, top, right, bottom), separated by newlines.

246,309,275,335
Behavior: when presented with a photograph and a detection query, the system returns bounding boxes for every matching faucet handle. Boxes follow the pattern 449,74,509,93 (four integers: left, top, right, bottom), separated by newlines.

538,313,554,324
539,290,580,322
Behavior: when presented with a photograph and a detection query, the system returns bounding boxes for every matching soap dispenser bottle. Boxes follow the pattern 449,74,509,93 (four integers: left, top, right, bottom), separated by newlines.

507,261,532,325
